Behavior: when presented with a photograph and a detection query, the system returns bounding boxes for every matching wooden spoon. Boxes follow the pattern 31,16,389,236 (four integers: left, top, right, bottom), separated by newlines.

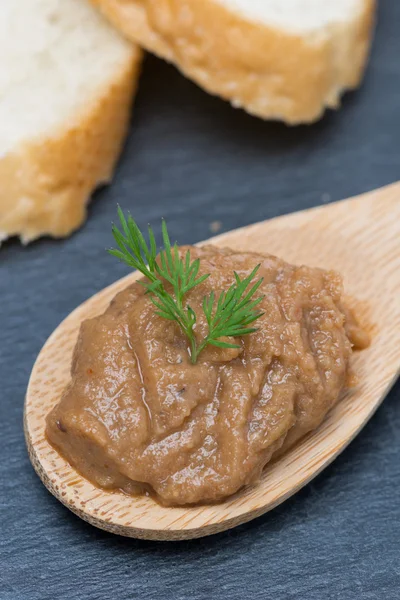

25,182,400,540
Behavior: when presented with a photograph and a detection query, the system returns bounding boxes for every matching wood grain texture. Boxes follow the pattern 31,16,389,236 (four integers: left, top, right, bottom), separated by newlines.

24,182,400,540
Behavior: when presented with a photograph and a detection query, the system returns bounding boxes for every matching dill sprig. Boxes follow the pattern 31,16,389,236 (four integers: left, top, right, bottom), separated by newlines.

109,208,264,364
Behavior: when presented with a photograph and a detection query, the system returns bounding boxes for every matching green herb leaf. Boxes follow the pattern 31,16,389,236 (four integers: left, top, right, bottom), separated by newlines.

109,210,264,363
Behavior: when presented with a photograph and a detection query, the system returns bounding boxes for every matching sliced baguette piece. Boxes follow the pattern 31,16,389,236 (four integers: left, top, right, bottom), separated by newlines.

91,0,376,124
0,0,142,244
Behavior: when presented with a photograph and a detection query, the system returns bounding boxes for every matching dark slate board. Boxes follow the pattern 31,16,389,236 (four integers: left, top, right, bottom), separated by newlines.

1,2,399,599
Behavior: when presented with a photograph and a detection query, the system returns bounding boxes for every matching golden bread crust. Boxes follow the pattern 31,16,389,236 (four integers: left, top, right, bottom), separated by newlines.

91,0,375,124
0,47,141,243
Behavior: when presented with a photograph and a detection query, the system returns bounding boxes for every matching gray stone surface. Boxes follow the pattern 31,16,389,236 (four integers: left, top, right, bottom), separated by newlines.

1,2,399,598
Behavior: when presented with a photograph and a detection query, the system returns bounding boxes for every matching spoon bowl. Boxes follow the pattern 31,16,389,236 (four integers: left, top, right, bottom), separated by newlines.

25,182,400,540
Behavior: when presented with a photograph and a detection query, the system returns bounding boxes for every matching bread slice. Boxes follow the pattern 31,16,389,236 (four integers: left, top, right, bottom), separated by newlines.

91,0,376,124
0,0,142,244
